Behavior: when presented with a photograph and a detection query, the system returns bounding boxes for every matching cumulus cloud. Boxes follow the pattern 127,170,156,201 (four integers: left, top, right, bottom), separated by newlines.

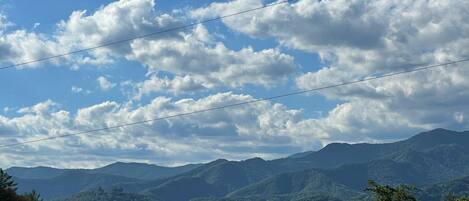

0,93,325,168
1,93,427,168
97,76,116,91
192,0,469,78
4,0,469,168
0,30,65,68
127,24,296,89
191,0,469,140
54,0,175,65
291,0,469,135
131,75,208,99
17,100,59,115
0,0,297,92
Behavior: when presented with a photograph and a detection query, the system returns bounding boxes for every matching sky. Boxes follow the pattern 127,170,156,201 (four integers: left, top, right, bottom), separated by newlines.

1,0,469,168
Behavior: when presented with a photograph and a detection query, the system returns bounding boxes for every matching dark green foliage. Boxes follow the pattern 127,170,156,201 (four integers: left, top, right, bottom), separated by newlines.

444,193,469,201
139,158,282,201
227,168,363,200
56,187,155,201
0,188,24,201
193,194,343,201
416,176,469,201
1,168,17,191
1,168,44,201
144,177,224,201
14,170,140,200
1,168,21,201
22,190,43,201
182,129,469,201
365,180,416,201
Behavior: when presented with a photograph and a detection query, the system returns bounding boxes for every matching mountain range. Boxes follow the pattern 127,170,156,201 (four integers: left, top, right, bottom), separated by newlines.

6,128,469,201
8,162,202,199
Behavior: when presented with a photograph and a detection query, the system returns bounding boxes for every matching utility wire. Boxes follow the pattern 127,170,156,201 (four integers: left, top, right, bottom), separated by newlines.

0,0,291,70
1,58,468,148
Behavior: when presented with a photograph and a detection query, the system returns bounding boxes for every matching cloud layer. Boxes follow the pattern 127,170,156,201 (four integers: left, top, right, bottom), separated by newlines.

193,0,469,139
0,0,297,94
2,0,469,168
0,93,324,168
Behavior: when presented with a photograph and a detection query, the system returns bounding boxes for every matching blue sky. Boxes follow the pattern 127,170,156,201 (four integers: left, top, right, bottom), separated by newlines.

1,0,469,168
0,0,331,117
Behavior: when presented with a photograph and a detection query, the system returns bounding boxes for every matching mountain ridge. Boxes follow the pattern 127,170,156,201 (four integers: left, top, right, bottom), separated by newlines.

10,128,469,201
7,161,202,181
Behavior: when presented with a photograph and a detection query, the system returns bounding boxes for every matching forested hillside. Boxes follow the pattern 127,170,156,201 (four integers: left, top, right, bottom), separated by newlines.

6,129,469,201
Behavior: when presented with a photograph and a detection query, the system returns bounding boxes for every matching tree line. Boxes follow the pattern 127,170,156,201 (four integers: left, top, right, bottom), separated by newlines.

1,167,469,201
366,180,469,201
0,169,43,201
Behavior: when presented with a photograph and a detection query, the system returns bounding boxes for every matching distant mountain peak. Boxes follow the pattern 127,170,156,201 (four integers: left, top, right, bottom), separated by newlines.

319,142,354,153
412,128,457,137
106,161,158,167
405,128,468,149
244,157,265,163
210,159,229,165
431,128,453,132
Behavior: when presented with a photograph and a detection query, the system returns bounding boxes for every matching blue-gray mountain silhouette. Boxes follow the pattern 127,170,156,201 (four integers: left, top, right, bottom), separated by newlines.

10,128,469,201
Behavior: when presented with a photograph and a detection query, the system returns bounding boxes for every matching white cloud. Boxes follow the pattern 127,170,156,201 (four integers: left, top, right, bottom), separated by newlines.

71,86,83,93
4,0,469,168
71,86,91,94
0,13,12,34
97,76,116,91
193,0,469,76
191,0,469,140
54,0,170,65
127,26,296,89
1,0,298,92
191,0,388,52
17,99,59,115
290,0,469,135
32,22,40,30
0,30,65,68
131,74,208,99
0,93,323,168
3,107,11,114
0,92,425,168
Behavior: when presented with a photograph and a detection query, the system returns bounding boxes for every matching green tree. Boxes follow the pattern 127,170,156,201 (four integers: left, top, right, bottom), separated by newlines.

365,180,416,201
1,168,44,201
0,168,17,191
0,168,22,201
445,193,469,201
22,190,43,201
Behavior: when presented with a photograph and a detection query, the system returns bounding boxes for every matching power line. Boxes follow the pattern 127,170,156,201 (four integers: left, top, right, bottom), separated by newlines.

0,0,291,70
1,58,468,148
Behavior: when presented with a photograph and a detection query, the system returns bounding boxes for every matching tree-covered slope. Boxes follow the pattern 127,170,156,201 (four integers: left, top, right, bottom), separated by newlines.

6,166,67,180
14,171,139,200
55,187,156,201
139,158,283,201
89,162,202,180
226,168,364,201
8,162,201,200
10,128,469,201
7,162,201,181
277,128,469,170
